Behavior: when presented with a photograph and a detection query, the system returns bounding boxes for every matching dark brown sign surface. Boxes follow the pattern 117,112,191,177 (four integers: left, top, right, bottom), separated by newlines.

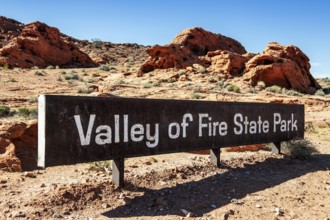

38,95,304,168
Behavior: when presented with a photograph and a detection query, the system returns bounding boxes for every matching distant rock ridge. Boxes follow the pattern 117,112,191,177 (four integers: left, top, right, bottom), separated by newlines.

0,21,96,68
139,27,320,94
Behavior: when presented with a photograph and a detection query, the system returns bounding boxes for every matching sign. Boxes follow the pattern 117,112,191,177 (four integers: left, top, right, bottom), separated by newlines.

38,95,304,168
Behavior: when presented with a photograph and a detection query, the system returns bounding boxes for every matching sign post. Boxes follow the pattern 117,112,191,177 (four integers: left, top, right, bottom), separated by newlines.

38,95,304,186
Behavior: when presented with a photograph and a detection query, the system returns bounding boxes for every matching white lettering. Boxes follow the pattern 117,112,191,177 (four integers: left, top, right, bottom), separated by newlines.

74,114,95,146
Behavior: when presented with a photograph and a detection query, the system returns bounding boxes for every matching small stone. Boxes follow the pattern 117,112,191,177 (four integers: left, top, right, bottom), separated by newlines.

23,172,36,178
52,212,63,218
13,211,26,217
256,204,262,208
40,183,46,188
211,204,217,208
275,207,284,216
101,203,110,209
0,179,7,184
119,193,125,199
180,209,194,217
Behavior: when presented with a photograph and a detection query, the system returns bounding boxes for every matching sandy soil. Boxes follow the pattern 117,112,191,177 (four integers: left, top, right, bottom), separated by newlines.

0,66,330,219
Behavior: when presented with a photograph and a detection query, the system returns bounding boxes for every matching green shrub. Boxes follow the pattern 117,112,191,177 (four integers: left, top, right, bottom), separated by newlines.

64,72,79,80
4,78,17,82
315,89,325,96
91,38,102,49
57,76,63,82
34,71,45,76
208,77,217,83
286,90,303,97
0,105,10,117
266,85,282,93
98,65,111,71
226,84,240,93
18,107,38,118
248,87,257,94
282,139,319,160
92,72,100,77
77,87,94,94
257,81,266,90
88,160,112,174
191,93,201,99
143,82,153,88
87,78,94,83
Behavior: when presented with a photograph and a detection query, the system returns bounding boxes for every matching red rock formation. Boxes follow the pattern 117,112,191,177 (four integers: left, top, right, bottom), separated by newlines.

0,121,38,171
139,44,202,75
206,50,255,76
0,16,23,48
172,27,246,56
244,43,320,94
139,27,246,75
0,22,96,68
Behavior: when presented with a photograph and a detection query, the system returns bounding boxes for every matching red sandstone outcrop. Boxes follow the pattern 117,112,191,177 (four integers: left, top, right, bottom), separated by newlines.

0,16,23,48
0,22,96,68
206,50,255,76
172,27,246,56
244,42,320,94
139,27,246,75
0,121,38,171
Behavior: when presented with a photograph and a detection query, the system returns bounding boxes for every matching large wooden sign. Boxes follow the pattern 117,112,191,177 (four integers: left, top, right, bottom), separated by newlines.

38,95,304,169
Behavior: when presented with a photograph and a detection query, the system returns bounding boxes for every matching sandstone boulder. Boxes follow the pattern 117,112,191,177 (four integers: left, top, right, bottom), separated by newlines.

139,44,201,75
0,121,38,171
206,50,255,76
172,27,246,56
244,43,320,94
0,22,96,68
139,27,246,75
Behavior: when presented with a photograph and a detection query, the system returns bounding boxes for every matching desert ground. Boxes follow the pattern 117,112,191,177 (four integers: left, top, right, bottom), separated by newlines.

0,65,330,220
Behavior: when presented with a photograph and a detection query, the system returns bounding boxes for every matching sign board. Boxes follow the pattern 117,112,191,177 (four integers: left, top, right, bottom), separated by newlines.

38,95,304,168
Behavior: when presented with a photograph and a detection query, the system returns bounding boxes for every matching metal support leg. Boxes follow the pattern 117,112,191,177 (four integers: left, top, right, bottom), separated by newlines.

272,142,281,154
112,158,125,187
210,148,221,168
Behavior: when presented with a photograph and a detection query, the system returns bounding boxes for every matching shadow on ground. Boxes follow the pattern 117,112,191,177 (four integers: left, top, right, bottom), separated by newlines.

102,154,330,218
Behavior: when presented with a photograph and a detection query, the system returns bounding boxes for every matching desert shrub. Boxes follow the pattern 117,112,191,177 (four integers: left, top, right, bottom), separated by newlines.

257,81,266,90
143,82,153,88
98,65,111,71
91,38,102,49
5,78,17,82
18,107,38,118
3,63,9,69
266,85,282,93
57,76,63,81
92,72,100,77
77,87,94,94
88,160,112,174
34,70,45,76
248,87,257,94
191,93,201,99
64,72,79,80
87,78,94,83
282,139,319,160
208,77,217,83
28,97,38,103
115,80,125,85
286,89,303,97
0,105,10,117
46,65,55,69
226,84,240,93
315,89,325,96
